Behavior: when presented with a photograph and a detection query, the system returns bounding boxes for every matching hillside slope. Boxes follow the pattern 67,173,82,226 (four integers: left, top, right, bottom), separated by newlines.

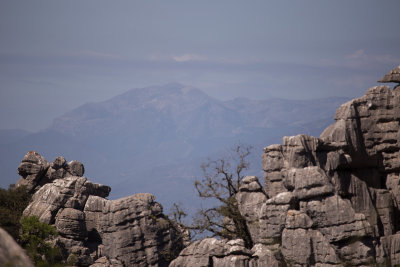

0,83,346,209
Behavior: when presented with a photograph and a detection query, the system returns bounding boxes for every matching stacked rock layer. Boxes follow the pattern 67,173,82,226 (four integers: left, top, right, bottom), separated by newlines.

171,84,400,266
16,73,400,266
17,152,184,266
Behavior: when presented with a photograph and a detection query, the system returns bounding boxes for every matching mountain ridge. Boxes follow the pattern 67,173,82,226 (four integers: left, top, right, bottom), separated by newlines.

0,83,347,209
10,81,400,266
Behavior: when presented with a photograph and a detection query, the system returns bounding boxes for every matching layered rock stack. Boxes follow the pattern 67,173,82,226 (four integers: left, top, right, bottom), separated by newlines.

171,69,400,266
16,152,184,266
14,66,400,266
378,65,400,89
16,151,84,193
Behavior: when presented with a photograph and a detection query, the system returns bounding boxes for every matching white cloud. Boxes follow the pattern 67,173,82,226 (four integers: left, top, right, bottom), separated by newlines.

345,49,399,67
346,49,367,60
172,54,208,62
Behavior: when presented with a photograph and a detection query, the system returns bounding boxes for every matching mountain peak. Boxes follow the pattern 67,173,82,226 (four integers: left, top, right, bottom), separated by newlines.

48,83,222,136
109,83,211,104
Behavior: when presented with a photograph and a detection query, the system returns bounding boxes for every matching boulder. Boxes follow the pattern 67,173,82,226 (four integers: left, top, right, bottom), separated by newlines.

169,238,282,267
299,195,373,243
378,65,400,84
16,150,50,192
84,193,180,266
377,233,400,265
66,160,85,177
17,152,183,266
23,176,110,224
236,176,267,242
55,208,87,240
284,166,334,200
16,151,86,193
257,192,297,244
0,227,34,267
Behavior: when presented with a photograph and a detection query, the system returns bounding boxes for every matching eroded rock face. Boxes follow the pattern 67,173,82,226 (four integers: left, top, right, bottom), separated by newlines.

84,193,181,266
19,152,183,267
16,151,86,193
17,71,400,266
169,238,282,267
261,85,400,265
172,76,400,265
378,65,400,84
0,227,34,267
16,150,50,192
23,176,110,224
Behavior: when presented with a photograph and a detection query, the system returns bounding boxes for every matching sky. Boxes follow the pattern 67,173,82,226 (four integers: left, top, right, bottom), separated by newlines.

0,0,399,131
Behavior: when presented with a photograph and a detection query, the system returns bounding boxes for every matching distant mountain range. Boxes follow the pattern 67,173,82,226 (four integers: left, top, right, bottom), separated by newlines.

0,83,347,212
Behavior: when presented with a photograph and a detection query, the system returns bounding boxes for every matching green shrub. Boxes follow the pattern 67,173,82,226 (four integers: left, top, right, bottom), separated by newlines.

0,184,31,240
20,216,63,266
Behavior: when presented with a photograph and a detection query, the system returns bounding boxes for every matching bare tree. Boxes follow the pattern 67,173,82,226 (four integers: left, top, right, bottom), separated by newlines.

192,143,254,248
167,202,191,250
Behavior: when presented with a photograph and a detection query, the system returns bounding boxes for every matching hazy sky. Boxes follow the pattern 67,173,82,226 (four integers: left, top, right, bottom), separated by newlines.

1,0,399,131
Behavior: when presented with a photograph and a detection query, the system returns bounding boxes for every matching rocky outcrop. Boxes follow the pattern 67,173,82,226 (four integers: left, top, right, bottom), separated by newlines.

16,151,85,193
169,238,283,267
18,151,184,266
83,193,182,266
171,71,400,265
0,227,34,267
14,68,400,266
261,84,400,266
378,65,400,85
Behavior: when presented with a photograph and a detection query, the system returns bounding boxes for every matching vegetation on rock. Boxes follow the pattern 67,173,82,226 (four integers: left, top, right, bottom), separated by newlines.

20,216,64,266
0,184,66,266
0,184,31,241
190,144,254,248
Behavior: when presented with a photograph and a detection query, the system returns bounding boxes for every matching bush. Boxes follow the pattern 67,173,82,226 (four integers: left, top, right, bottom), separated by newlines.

0,184,31,240
0,185,66,266
20,216,63,266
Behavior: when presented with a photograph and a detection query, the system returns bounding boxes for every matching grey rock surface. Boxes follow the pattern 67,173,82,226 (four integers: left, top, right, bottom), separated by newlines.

236,176,267,244
18,151,183,267
378,65,400,84
66,160,85,177
0,227,34,267
84,193,181,267
172,69,400,266
169,238,282,267
16,151,86,193
284,166,334,200
23,176,110,224
258,192,297,245
16,150,50,192
16,68,400,266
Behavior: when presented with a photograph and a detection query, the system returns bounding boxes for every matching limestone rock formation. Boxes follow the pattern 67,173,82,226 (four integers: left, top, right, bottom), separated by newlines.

16,151,85,193
18,152,184,266
0,227,34,267
378,65,400,84
261,84,400,265
15,68,400,266
169,238,282,267
172,71,400,266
